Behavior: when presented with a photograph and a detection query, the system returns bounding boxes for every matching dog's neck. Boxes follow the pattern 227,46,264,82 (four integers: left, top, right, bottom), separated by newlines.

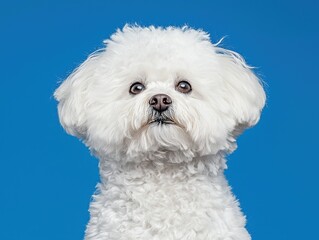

98,153,227,183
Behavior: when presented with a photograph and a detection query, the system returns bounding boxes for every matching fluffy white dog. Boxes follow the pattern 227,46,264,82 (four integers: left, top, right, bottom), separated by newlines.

55,25,265,240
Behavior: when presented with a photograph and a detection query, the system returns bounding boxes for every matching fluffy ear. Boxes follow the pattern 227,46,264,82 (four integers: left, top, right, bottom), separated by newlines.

216,47,266,132
54,53,101,139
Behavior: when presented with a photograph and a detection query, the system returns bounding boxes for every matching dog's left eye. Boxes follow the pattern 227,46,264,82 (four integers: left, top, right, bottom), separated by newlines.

129,82,145,95
176,81,192,94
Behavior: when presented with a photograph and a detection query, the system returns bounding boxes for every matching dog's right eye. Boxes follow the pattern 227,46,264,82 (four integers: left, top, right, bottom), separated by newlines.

129,82,145,95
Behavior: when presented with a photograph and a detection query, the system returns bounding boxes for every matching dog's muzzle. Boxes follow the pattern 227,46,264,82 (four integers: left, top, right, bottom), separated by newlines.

148,94,175,125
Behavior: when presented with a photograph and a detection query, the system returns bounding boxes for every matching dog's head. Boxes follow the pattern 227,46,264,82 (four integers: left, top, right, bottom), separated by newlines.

54,26,265,163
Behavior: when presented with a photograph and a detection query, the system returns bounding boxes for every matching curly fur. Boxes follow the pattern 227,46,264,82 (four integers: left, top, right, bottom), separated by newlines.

55,25,265,240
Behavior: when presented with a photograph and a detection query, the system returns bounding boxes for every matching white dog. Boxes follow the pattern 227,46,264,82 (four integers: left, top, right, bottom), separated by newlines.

55,25,265,240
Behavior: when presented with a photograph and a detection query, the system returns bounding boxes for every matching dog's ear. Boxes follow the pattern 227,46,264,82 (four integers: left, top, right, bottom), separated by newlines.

216,48,266,133
54,53,101,139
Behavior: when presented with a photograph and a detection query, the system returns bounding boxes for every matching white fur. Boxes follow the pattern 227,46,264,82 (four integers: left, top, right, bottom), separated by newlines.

55,25,265,240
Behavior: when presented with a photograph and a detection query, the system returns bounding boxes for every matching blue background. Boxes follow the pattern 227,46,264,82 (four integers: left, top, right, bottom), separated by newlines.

1,0,318,239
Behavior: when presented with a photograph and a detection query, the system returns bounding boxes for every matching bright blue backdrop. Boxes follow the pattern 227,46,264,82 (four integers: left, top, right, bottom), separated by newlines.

1,0,318,239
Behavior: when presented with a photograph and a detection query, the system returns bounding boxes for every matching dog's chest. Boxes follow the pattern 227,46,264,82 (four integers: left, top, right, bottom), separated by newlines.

86,164,249,240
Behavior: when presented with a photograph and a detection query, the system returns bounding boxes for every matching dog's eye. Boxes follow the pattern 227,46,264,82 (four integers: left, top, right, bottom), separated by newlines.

129,82,145,95
176,81,192,94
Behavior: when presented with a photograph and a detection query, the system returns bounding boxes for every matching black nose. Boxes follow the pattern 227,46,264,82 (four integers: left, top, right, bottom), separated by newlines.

149,94,172,112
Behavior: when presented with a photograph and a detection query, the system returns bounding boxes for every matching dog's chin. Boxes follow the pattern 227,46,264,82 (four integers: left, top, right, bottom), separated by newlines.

126,118,193,162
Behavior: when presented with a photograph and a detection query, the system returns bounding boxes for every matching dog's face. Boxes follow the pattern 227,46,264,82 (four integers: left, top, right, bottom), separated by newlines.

55,26,265,163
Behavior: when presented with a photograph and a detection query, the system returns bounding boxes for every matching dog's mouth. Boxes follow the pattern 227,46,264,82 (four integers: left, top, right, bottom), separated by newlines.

144,110,185,128
148,116,175,125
